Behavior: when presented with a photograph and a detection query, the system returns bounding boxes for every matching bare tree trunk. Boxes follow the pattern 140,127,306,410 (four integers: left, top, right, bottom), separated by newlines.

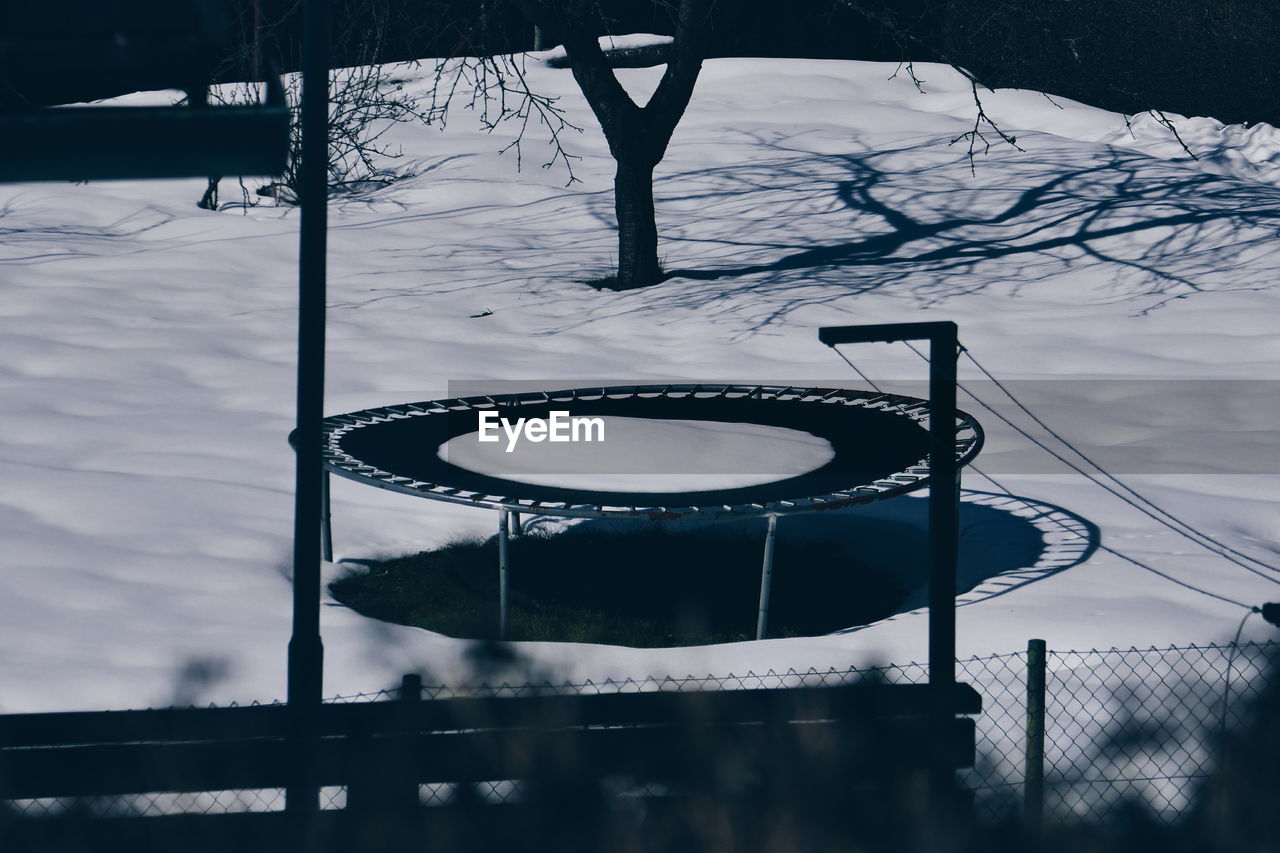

515,0,710,289
614,158,662,288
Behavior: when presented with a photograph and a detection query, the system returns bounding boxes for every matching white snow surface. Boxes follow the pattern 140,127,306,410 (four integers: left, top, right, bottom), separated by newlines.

2,56,1279,712
534,32,674,65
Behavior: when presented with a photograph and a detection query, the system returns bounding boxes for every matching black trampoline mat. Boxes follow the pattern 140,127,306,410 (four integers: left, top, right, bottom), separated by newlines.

335,394,933,508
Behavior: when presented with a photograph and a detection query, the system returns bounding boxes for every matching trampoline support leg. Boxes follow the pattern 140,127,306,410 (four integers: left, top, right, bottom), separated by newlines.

511,512,522,537
755,515,778,641
320,471,333,563
498,508,510,640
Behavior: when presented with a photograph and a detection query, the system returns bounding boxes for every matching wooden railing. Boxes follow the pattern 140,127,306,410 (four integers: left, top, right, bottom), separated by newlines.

0,679,980,851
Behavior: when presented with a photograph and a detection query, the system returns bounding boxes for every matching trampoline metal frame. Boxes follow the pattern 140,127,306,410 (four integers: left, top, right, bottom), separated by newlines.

320,380,982,642
321,383,982,520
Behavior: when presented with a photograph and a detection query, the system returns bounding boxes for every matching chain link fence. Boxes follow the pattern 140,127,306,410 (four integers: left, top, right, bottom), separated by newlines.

315,640,1277,821
836,640,1279,825
6,640,1275,823
1043,641,1276,822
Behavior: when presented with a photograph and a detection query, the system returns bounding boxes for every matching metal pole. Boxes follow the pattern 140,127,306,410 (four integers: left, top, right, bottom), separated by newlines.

927,323,960,820
321,470,333,562
1024,638,1047,836
286,0,329,836
814,321,966,841
511,511,522,537
498,508,510,640
755,515,778,640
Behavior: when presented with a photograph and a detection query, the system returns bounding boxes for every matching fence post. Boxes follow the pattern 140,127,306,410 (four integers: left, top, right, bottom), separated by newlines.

1024,638,1047,836
398,673,422,812
347,673,423,820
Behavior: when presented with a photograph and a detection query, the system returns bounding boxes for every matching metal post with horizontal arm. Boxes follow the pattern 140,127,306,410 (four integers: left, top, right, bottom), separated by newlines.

817,321,961,833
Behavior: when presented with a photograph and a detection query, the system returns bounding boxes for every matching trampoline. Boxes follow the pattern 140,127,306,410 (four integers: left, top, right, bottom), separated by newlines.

321,384,983,639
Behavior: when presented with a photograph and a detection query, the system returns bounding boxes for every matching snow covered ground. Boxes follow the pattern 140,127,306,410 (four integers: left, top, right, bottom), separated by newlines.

2,51,1278,713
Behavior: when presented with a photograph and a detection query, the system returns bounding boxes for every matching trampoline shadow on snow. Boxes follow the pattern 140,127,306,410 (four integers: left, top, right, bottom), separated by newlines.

330,487,1097,646
824,487,1100,634
532,487,1099,637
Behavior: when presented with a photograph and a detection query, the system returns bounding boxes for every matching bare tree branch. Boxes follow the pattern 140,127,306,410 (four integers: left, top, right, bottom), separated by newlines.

424,49,584,180
832,0,1199,161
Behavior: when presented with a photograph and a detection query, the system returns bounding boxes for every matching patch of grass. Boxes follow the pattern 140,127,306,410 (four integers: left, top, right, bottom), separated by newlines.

581,267,672,291
329,526,906,647
583,274,623,291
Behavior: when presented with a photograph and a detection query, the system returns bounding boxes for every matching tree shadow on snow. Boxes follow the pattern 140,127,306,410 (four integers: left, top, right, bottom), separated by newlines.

570,132,1280,334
